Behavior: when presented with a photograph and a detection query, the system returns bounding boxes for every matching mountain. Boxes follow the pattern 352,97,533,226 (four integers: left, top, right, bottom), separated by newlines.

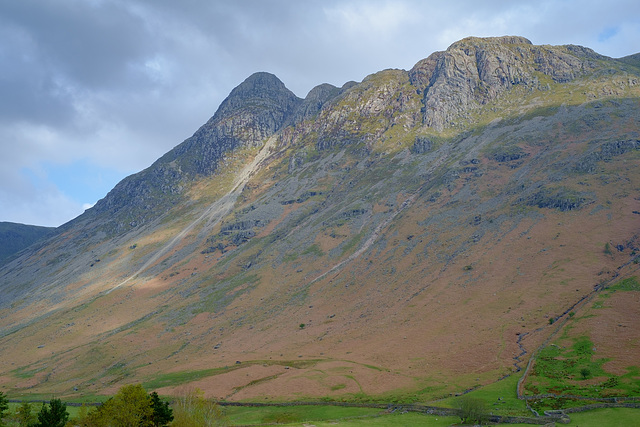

0,36,639,407
0,222,56,266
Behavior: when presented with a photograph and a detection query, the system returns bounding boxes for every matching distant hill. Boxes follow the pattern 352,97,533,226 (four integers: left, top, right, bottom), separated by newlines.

619,52,640,68
0,222,56,265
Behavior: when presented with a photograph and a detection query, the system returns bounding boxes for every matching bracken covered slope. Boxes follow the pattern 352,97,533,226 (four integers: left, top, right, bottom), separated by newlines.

0,36,639,404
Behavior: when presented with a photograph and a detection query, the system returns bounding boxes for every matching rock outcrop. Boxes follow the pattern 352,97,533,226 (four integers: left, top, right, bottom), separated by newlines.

293,83,342,123
167,72,302,177
410,36,606,130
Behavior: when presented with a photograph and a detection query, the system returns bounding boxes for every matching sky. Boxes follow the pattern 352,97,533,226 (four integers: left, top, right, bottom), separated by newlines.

1,0,639,227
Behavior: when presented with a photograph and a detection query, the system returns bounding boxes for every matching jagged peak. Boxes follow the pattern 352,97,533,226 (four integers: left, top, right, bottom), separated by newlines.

232,72,289,95
214,72,301,119
341,81,358,90
409,36,534,84
304,83,339,100
408,36,621,130
88,72,302,232
448,35,533,50
563,44,609,60
292,83,342,123
71,36,637,235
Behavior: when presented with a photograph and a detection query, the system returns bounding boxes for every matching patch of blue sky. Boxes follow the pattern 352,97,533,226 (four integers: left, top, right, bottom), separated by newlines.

598,26,619,42
24,160,127,209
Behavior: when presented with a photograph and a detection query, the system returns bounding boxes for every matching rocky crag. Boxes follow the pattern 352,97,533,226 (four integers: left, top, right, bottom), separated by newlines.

0,36,638,404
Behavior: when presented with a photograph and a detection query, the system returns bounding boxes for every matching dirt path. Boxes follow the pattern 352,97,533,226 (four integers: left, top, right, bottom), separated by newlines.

309,193,418,287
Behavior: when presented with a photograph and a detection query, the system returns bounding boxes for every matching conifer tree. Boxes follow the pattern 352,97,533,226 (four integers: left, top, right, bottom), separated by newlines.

0,391,9,427
36,398,69,427
149,391,174,427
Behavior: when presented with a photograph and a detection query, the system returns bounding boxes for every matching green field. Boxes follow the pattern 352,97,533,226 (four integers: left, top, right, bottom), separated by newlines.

291,412,460,426
4,360,639,426
5,401,86,424
4,396,640,426
437,374,529,416
564,408,640,426
522,276,640,413
222,404,640,426
224,404,382,425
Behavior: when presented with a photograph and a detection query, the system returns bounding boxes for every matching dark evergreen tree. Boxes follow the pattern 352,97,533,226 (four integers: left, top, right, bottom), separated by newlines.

36,398,69,427
0,391,9,427
149,391,174,427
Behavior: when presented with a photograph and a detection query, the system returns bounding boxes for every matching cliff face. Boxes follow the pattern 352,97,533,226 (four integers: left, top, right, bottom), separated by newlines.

0,37,639,402
410,36,608,130
167,72,302,176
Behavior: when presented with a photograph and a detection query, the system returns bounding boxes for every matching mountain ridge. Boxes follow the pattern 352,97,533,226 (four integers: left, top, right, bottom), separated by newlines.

63,35,640,237
0,36,639,406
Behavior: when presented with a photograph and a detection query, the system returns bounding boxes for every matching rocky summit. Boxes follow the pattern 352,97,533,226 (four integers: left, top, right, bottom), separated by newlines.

1,36,639,408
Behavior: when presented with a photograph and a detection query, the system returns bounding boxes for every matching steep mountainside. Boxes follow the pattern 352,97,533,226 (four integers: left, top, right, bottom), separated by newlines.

0,222,56,266
0,36,638,405
87,72,302,235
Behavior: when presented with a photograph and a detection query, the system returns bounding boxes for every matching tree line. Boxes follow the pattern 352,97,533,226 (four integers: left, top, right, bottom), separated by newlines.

0,385,226,426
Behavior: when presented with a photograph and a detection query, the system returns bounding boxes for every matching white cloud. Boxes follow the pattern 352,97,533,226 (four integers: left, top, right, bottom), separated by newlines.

0,177,82,227
324,1,418,36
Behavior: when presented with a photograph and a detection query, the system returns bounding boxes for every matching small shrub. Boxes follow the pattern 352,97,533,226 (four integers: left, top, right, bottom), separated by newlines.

456,395,487,424
580,368,591,379
171,387,226,427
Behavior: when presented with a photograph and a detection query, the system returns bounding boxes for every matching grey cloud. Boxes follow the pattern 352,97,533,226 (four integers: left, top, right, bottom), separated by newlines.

0,0,638,226
1,1,153,89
